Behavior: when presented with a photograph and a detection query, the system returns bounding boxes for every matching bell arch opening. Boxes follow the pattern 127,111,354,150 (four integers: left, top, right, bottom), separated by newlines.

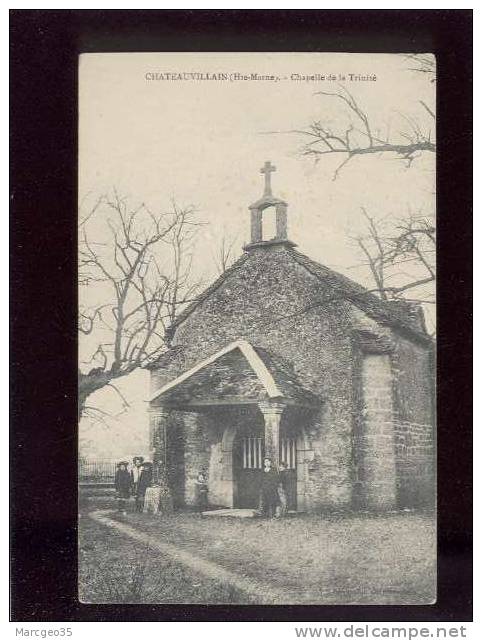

261,205,277,241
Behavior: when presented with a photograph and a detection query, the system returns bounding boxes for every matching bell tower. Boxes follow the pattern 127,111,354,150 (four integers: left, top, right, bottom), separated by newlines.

244,161,296,251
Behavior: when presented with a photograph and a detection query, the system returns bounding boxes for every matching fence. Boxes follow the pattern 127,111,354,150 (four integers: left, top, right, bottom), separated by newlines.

78,459,117,483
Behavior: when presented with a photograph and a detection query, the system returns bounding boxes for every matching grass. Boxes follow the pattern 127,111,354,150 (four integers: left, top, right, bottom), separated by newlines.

79,503,254,604
79,496,436,604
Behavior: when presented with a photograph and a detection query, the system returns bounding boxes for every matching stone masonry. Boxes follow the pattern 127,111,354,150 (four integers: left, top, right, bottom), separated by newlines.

148,163,435,512
357,354,397,510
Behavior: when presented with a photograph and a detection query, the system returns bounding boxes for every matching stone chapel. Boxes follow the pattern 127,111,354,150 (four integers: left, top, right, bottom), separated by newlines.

147,162,435,513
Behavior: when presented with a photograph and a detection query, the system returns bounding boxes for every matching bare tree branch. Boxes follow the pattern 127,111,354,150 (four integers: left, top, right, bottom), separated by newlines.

296,84,435,178
78,192,203,418
403,54,436,82
213,232,239,274
351,209,436,307
293,57,435,178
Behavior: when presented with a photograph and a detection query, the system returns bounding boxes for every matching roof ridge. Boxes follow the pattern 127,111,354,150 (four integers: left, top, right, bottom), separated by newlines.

290,249,369,294
168,252,251,334
167,245,430,343
289,249,430,341
149,338,282,402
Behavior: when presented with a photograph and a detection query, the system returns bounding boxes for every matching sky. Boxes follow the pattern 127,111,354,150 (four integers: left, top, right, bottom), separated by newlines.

78,52,435,460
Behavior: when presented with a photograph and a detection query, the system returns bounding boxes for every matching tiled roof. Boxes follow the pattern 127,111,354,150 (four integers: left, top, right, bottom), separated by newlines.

253,346,320,405
167,247,431,344
289,250,429,340
166,252,251,337
150,339,320,407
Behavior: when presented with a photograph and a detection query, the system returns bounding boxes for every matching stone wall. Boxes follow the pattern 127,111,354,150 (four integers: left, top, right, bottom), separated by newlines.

150,245,434,512
181,411,213,505
391,334,435,507
170,246,356,509
166,410,187,508
348,306,434,510
178,406,263,508
356,354,397,510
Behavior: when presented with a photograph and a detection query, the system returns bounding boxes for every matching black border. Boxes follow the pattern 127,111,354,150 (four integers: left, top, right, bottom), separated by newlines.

10,9,473,622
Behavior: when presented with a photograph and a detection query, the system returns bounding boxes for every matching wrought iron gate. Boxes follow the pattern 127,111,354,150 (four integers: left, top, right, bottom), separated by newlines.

234,435,297,509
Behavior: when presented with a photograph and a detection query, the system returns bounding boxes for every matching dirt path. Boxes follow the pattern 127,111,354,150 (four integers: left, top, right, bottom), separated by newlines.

88,509,296,604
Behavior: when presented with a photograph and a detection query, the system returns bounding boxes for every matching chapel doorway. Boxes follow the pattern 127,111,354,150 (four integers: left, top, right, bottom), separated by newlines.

233,426,264,508
233,424,297,510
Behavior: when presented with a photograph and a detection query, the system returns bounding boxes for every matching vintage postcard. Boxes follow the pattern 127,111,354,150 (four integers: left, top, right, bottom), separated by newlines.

78,52,436,605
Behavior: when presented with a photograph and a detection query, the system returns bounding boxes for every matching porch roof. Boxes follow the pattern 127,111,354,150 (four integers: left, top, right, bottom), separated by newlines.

149,339,319,408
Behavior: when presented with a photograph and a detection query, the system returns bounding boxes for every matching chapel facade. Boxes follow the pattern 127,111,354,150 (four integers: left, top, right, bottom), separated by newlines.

147,163,435,513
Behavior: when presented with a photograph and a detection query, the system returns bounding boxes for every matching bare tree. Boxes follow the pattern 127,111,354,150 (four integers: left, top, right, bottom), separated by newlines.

291,54,436,312
212,233,239,275
352,208,435,305
295,55,435,179
78,191,203,418
403,54,437,81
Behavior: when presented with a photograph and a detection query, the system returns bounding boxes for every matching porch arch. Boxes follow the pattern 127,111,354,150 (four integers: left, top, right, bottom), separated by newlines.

219,423,238,508
218,418,312,511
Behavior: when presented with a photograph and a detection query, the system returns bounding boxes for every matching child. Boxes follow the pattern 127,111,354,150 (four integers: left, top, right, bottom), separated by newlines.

194,471,208,512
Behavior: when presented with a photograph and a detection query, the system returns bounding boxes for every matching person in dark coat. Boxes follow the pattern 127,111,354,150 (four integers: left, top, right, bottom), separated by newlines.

115,461,132,514
194,471,208,513
135,461,153,512
259,457,280,518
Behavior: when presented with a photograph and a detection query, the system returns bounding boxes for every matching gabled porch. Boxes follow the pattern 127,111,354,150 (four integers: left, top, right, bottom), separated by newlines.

149,339,319,510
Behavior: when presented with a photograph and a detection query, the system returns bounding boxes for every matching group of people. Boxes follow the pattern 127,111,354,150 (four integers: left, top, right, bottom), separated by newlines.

193,460,290,518
114,456,167,514
259,458,290,518
192,458,290,518
115,456,289,518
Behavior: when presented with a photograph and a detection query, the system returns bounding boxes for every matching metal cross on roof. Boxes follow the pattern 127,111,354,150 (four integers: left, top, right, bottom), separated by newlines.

260,161,276,197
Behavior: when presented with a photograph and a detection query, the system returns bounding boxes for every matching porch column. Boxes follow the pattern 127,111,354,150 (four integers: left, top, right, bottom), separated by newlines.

259,401,286,468
148,406,170,470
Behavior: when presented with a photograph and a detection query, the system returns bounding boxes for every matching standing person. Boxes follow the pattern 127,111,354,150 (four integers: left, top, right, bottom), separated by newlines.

194,471,208,513
260,457,280,518
130,456,144,496
114,461,131,514
135,461,152,512
277,461,289,518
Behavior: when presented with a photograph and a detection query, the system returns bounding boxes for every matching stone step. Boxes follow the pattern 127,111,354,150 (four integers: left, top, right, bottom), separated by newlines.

201,508,258,518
